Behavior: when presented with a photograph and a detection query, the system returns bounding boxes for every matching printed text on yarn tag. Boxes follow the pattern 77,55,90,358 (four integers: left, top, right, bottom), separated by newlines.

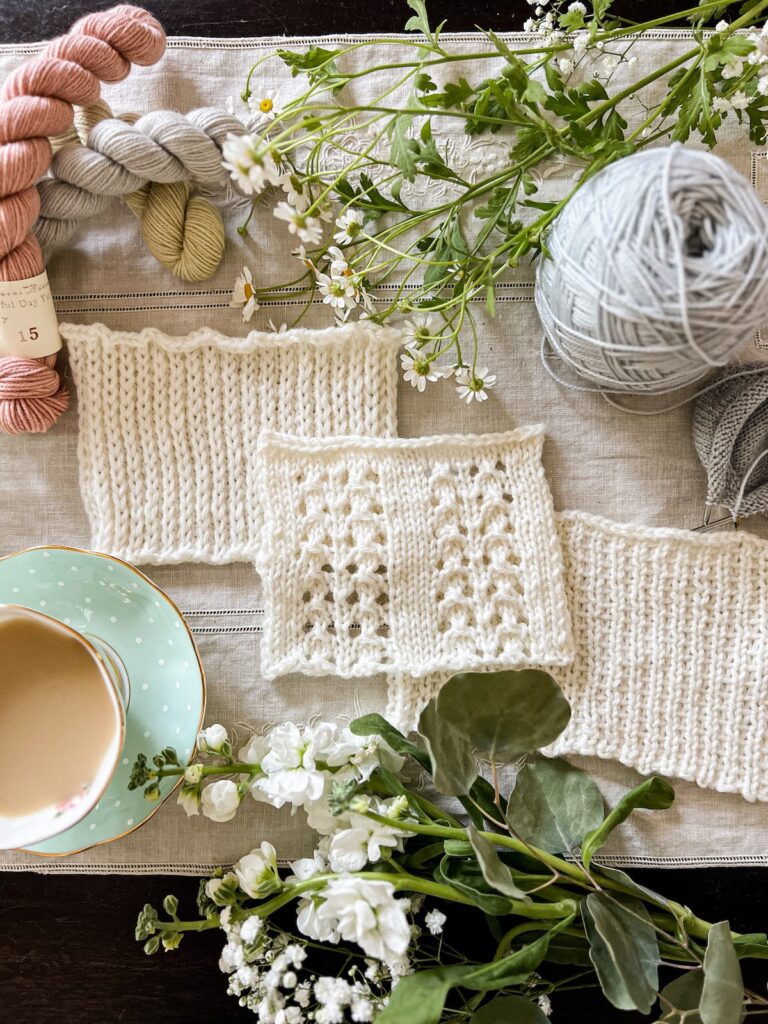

0,272,61,358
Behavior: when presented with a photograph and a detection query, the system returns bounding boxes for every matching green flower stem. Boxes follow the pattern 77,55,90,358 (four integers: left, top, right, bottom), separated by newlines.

155,762,260,780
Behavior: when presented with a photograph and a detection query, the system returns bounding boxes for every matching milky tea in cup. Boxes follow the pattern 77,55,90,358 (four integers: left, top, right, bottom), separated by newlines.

0,605,128,849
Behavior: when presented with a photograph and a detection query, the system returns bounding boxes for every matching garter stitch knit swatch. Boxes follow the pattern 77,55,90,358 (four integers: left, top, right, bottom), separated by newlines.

256,426,573,680
386,510,768,803
62,322,402,565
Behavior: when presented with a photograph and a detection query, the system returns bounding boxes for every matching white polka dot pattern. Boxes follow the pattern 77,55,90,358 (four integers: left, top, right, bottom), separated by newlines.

62,322,403,565
257,426,573,680
385,510,768,802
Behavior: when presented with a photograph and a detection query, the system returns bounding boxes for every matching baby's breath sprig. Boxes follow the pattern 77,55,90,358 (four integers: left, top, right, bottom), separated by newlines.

222,0,768,394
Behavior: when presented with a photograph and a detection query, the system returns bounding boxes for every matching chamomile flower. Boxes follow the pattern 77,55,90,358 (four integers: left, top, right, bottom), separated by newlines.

334,209,366,245
401,313,438,347
230,266,258,322
292,244,316,272
325,245,352,278
274,202,323,244
316,272,357,310
280,173,310,213
400,346,449,393
455,365,497,403
222,133,281,195
248,88,278,121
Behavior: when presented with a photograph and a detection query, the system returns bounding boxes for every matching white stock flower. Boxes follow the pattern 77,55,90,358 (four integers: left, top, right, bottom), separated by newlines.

257,722,331,808
334,209,366,245
177,783,200,816
730,90,750,110
230,266,258,323
455,365,497,403
200,779,241,822
239,733,269,766
222,133,281,195
327,813,403,871
274,202,323,244
297,896,340,944
198,723,229,754
424,908,447,935
317,877,411,965
234,841,281,898
288,849,328,882
206,871,238,904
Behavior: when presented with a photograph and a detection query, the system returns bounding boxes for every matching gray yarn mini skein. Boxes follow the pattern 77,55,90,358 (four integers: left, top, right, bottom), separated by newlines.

693,363,768,518
36,107,249,252
535,145,768,395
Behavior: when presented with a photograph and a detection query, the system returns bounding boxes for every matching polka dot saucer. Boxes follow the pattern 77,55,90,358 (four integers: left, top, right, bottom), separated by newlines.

0,546,205,857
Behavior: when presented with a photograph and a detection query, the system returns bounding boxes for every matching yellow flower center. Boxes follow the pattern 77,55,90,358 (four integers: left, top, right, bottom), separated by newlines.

259,98,273,113
243,282,254,300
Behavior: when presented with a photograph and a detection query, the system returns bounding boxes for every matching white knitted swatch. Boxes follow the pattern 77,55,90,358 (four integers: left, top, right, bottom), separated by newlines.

257,426,573,680
386,511,768,802
62,322,402,565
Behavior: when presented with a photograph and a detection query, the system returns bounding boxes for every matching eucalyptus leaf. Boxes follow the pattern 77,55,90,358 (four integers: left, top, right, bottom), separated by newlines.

438,855,516,915
596,865,671,910
418,698,477,796
436,670,571,759
582,892,660,1013
658,971,704,1024
701,922,744,1024
350,714,430,771
505,756,604,854
467,826,530,900
470,996,549,1024
582,776,674,868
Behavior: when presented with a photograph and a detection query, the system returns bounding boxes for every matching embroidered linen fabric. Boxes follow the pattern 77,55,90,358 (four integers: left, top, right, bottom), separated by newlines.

5,30,768,871
62,322,402,565
386,510,768,803
257,426,573,680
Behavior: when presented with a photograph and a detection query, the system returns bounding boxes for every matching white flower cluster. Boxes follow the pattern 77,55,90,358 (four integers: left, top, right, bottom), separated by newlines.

399,313,496,402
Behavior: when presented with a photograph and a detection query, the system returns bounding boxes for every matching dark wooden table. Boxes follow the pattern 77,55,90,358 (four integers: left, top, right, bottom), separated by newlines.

2,2,767,1021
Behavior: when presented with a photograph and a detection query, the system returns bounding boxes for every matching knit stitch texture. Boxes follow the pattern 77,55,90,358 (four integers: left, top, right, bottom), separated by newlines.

257,426,573,680
386,510,768,802
63,321,402,565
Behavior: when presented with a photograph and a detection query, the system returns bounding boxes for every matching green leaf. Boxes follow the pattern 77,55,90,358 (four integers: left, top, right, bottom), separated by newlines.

732,932,768,959
438,855,516,915
350,713,430,771
416,72,437,94
505,756,604,854
701,922,744,1024
522,80,547,107
404,0,431,35
658,971,704,1023
467,826,530,900
582,776,674,868
388,115,417,182
436,670,571,760
595,865,671,911
276,46,341,86
470,996,549,1024
582,893,660,1013
418,698,477,796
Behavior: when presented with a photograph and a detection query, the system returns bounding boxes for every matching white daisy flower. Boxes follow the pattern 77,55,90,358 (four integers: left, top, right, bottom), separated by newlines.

230,266,258,322
402,313,438,348
316,271,357,310
325,244,352,278
400,346,450,393
292,244,317,271
273,202,323,244
334,209,367,245
279,173,310,213
248,88,278,121
455,365,497,403
222,133,281,196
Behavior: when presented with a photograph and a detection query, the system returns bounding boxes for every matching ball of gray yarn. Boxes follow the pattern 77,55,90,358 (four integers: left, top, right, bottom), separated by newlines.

535,144,768,395
693,363,768,517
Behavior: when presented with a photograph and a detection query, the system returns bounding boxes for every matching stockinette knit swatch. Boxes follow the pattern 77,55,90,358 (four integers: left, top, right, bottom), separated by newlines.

62,322,402,565
256,426,573,680
385,510,768,803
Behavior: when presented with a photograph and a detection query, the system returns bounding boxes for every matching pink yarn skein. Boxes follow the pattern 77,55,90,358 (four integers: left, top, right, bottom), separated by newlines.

0,5,166,435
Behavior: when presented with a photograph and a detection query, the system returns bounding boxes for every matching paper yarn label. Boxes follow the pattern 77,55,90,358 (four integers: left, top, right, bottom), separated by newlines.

0,271,61,358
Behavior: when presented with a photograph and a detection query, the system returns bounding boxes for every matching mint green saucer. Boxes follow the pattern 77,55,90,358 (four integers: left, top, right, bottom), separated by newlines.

0,546,205,857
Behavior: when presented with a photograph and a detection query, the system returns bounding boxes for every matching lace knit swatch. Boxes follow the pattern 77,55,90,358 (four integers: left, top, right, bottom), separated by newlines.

257,426,573,680
62,322,402,564
386,510,768,802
